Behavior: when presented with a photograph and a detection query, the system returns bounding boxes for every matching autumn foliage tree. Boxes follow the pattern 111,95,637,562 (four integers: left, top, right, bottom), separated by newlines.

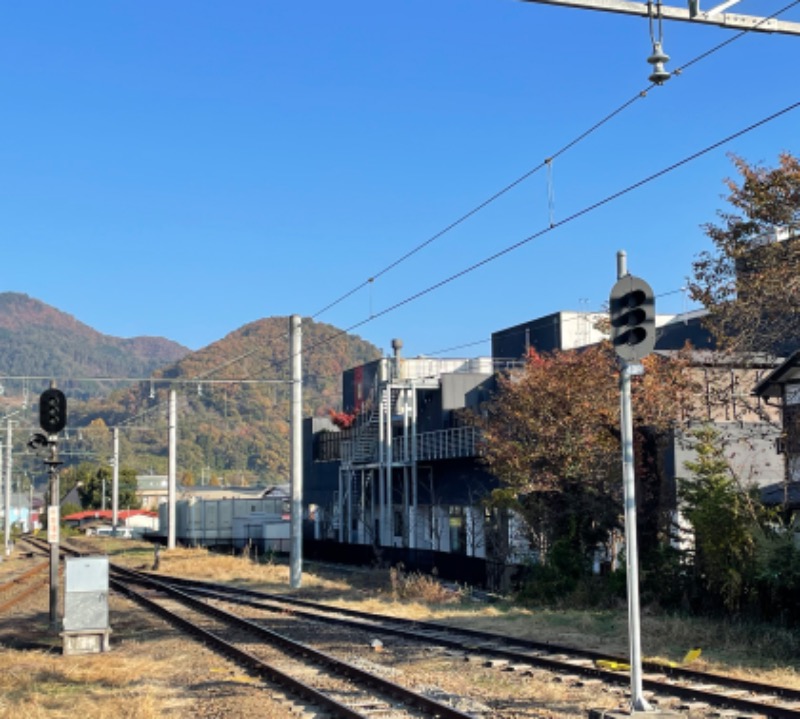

481,343,695,576
689,152,800,356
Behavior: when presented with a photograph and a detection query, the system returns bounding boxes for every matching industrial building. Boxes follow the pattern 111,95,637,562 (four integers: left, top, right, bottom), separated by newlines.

154,485,290,553
303,310,784,587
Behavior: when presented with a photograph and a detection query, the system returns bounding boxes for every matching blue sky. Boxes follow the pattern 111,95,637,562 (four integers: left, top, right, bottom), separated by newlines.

2,1,797,361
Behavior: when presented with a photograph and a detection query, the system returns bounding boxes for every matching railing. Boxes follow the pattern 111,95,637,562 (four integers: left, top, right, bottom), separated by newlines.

392,426,482,463
338,425,483,465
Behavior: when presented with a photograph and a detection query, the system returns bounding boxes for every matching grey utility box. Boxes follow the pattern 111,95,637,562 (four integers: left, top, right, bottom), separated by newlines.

62,556,111,655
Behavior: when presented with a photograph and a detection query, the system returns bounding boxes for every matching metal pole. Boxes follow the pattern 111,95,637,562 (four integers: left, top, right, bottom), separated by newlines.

620,362,650,711
112,427,119,534
290,314,303,589
616,250,650,712
47,437,61,631
167,389,177,550
617,249,627,279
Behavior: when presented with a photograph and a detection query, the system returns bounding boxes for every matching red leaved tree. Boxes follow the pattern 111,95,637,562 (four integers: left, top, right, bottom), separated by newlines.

481,343,696,568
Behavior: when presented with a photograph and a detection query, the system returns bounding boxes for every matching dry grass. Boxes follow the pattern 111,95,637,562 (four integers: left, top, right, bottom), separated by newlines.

0,651,169,719
106,540,800,679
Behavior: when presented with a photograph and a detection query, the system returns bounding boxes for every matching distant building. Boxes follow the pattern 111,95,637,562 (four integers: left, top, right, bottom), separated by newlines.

754,349,800,484
137,474,288,510
62,509,159,536
154,485,291,552
137,474,169,510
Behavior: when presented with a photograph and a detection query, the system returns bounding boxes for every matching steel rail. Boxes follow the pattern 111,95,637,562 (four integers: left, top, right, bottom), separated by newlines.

111,565,478,719
152,572,800,719
0,560,50,614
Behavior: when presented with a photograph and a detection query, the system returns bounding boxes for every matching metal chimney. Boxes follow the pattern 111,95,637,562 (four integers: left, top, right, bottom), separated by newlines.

391,338,403,380
391,338,403,359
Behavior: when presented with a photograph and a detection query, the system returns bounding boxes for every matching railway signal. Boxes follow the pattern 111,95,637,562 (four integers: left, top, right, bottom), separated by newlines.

39,388,68,434
609,274,656,362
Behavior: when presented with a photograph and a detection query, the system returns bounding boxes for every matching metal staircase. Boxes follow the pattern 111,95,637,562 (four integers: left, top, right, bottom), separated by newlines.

343,391,389,466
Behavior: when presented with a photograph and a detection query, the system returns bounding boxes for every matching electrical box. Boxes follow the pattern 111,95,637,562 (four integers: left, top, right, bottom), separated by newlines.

62,556,111,655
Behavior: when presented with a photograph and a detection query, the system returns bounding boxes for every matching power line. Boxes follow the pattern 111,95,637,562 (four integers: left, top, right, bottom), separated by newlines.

308,1,798,323
300,101,798,358
420,284,695,356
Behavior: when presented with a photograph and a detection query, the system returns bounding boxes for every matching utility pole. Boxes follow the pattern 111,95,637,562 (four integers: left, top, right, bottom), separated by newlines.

4,419,11,556
290,315,303,589
111,427,119,535
167,389,177,550
0,440,4,561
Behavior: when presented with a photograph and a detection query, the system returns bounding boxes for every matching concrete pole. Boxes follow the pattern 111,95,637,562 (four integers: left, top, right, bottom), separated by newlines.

410,382,418,550
385,385,393,546
167,389,177,550
378,386,385,546
4,420,11,555
0,440,4,560
289,315,303,588
402,388,409,548
112,427,119,534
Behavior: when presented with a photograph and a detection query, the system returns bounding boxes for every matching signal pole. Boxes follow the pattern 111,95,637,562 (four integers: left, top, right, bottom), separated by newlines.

610,253,656,712
46,433,62,631
29,384,68,632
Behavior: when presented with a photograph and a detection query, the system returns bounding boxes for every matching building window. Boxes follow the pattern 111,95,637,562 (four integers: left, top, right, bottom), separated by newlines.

449,506,466,555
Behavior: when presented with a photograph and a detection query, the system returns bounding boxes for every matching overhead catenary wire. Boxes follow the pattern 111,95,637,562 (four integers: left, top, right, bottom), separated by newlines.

308,0,799,323
298,101,799,360
9,8,795,400
237,96,797,382
75,1,795,391
420,285,694,357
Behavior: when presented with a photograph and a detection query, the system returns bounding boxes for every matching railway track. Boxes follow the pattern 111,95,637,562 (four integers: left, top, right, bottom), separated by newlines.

0,556,50,614
109,564,482,719
144,570,800,719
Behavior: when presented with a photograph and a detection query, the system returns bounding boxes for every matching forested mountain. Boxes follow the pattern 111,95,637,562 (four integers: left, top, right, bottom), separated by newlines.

0,292,189,397
0,295,381,486
64,317,382,485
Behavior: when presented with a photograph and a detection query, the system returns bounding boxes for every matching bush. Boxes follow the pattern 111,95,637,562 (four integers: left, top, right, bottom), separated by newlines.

515,539,589,605
389,564,463,604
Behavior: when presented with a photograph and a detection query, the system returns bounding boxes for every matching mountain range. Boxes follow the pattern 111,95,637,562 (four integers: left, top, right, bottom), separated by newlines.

0,292,381,485
0,292,190,390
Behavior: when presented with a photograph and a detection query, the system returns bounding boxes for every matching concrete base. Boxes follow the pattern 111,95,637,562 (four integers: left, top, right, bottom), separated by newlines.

61,629,112,656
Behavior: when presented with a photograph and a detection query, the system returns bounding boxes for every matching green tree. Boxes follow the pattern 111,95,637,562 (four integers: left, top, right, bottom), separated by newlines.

119,467,142,509
78,466,112,508
678,425,761,613
689,152,800,355
78,465,141,510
